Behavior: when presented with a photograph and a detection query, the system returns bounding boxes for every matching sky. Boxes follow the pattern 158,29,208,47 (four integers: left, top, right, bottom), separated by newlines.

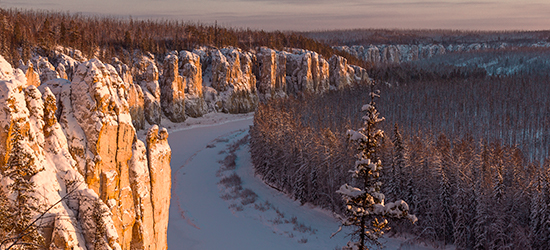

1,0,549,31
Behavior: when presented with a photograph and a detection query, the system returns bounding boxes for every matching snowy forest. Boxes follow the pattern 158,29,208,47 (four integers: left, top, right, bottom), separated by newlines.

250,45,550,248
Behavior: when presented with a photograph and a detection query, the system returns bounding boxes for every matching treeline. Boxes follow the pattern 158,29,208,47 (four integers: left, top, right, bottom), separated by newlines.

0,8,365,67
249,70,550,247
303,28,550,47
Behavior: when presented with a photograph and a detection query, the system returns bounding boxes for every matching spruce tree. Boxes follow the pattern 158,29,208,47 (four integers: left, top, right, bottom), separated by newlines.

335,84,417,250
389,123,407,202
530,165,550,249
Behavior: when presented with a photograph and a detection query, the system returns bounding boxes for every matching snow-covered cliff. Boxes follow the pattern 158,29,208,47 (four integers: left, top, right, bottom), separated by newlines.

0,53,171,250
285,49,330,95
257,47,287,102
335,42,550,64
336,44,446,64
179,50,207,118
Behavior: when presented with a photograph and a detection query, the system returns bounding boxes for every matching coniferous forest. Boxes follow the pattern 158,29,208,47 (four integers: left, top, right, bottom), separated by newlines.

250,53,550,248
0,8,364,67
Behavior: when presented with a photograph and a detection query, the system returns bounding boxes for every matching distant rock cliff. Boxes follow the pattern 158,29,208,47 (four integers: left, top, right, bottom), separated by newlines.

335,42,524,64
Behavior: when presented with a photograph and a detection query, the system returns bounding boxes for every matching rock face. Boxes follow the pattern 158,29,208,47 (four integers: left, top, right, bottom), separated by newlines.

329,55,355,90
256,47,287,102
53,46,84,80
127,82,146,130
0,53,171,250
35,56,61,83
208,48,258,113
112,58,146,130
160,53,186,122
285,49,329,95
336,42,515,64
69,59,138,249
133,53,162,125
145,125,171,250
179,51,207,117
350,65,370,85
22,62,41,87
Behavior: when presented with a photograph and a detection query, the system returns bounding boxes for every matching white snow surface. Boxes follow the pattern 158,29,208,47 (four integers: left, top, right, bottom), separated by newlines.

165,113,434,250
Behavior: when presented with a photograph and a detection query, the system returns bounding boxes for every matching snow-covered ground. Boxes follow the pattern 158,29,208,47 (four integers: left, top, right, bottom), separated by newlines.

164,113,435,249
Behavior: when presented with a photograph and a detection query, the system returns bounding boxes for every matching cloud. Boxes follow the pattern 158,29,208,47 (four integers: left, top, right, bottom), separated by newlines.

214,0,339,5
1,0,548,31
345,0,498,8
1,0,60,8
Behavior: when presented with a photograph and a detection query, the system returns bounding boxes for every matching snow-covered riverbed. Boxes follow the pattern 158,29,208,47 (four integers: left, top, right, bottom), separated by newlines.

165,113,434,250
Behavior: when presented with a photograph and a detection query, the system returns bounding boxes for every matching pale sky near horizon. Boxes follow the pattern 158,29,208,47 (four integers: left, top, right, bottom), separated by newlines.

1,0,549,31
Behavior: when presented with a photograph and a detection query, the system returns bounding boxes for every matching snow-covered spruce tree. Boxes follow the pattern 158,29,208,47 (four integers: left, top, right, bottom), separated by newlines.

530,164,550,250
388,123,407,203
335,84,417,250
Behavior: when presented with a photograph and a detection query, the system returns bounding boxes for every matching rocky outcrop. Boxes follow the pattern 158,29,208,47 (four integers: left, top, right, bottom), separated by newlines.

285,49,329,95
53,46,84,80
179,51,207,117
329,55,355,90
133,53,161,125
22,62,41,87
335,42,522,64
160,53,186,122
257,47,287,102
208,48,258,113
381,45,400,64
397,45,419,62
67,58,137,249
127,83,146,130
350,65,370,85
0,57,117,250
129,139,155,250
146,125,171,250
35,56,61,83
112,58,146,130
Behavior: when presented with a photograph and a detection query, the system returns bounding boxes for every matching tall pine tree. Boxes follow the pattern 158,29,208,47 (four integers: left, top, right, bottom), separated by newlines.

335,84,416,250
